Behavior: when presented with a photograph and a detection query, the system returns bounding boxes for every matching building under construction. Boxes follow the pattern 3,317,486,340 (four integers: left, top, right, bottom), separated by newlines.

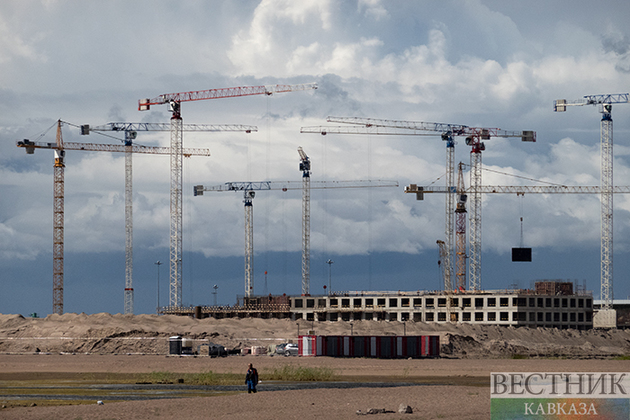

161,280,594,330
161,294,292,320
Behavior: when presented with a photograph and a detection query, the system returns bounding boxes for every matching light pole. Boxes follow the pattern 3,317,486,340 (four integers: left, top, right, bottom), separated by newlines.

212,284,218,306
155,261,162,314
326,259,334,295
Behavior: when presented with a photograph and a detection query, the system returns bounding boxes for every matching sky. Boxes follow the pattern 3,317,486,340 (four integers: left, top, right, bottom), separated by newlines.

1,0,630,316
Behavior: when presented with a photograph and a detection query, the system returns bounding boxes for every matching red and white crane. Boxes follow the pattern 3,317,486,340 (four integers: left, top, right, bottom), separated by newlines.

139,83,317,308
302,118,465,290
301,117,535,291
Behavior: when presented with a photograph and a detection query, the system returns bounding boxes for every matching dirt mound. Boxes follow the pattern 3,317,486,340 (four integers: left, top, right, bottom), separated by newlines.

440,325,630,358
0,313,629,357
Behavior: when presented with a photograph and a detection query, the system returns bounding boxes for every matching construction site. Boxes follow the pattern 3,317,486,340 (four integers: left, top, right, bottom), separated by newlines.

16,86,629,330
160,280,595,331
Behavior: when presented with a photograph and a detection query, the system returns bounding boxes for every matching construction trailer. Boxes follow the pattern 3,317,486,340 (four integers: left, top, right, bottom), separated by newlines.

298,334,440,358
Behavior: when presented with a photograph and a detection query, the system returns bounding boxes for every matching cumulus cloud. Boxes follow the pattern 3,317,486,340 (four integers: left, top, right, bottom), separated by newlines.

0,13,46,64
228,0,333,76
602,28,630,73
358,0,388,21
2,1,630,313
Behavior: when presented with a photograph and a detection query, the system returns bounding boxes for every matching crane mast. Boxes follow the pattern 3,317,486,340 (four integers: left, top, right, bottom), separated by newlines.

601,107,613,312
124,132,133,314
468,135,484,292
555,92,629,327
170,107,184,308
17,120,211,315
53,123,64,315
298,147,311,295
455,162,467,290
444,133,455,291
244,190,255,296
194,178,398,297
139,83,316,308
436,240,448,289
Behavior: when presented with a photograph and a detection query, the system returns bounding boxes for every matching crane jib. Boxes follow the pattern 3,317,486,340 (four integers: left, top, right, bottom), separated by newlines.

139,83,317,110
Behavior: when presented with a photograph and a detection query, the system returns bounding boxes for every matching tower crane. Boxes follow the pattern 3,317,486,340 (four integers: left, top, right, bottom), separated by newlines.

413,163,469,292
16,120,211,315
139,82,317,308
555,93,629,327
81,122,256,314
325,117,468,289
301,117,535,291
436,240,448,289
405,180,630,296
194,179,399,297
302,118,466,290
297,147,311,295
454,162,468,290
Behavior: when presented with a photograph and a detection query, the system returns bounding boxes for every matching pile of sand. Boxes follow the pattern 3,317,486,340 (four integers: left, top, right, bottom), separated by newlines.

0,313,629,357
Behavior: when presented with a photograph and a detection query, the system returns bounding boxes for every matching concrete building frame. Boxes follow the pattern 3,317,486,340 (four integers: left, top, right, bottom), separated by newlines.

290,291,594,330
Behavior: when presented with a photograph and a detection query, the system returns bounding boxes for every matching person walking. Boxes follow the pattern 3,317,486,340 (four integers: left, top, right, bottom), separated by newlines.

245,363,258,393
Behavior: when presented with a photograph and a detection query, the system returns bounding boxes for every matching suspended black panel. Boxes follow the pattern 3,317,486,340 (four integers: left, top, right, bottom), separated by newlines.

512,247,532,262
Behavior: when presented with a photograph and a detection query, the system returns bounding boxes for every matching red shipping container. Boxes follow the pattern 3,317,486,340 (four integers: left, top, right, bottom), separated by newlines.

299,335,439,358
298,335,316,357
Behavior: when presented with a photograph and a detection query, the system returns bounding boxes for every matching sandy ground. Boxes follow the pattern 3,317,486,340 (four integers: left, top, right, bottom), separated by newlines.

1,353,629,377
1,355,629,419
1,384,486,420
0,313,629,419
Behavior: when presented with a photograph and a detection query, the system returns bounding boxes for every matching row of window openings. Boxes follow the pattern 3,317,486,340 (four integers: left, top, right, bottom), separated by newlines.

298,311,592,323
293,297,592,309
421,311,592,323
